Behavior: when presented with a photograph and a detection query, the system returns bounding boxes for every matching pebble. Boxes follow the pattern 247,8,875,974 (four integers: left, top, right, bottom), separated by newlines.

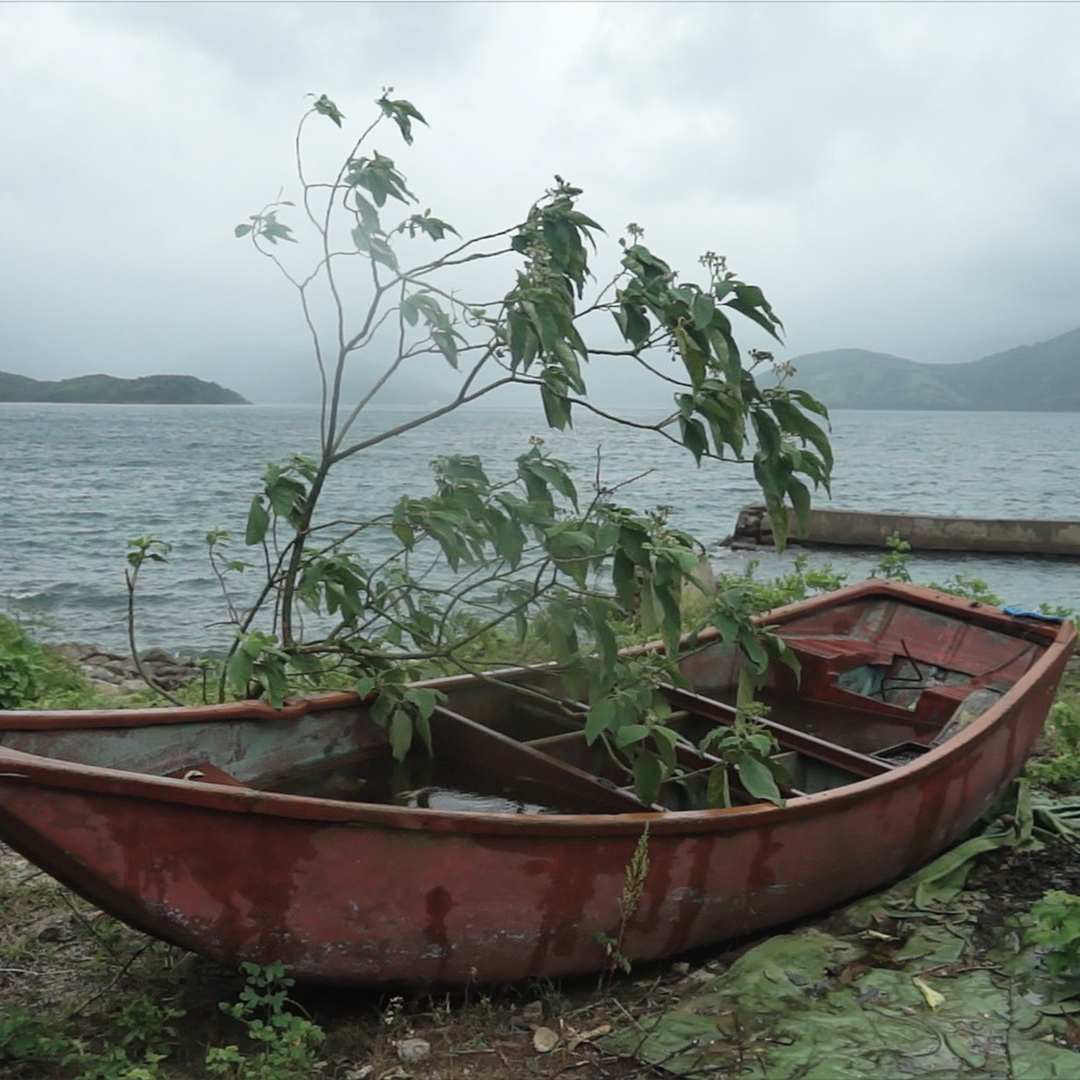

532,1027,559,1053
521,1000,544,1025
394,1038,431,1063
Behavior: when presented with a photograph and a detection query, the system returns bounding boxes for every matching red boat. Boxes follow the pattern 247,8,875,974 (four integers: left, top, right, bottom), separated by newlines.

0,581,1072,985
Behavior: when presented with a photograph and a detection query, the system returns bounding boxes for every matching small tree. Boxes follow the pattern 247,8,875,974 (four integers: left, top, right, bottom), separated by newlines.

140,90,833,805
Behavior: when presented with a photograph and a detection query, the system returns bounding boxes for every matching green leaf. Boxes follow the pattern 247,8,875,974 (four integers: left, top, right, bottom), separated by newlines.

739,628,770,675
404,687,439,721
691,291,714,331
389,710,413,762
633,753,663,806
413,710,433,756
245,497,270,546
522,456,578,507
771,397,834,474
675,325,708,390
585,699,616,744
706,764,730,808
616,302,651,347
234,224,252,238
313,93,345,127
614,723,651,749
735,754,785,807
225,650,253,698
392,521,415,549
266,475,305,520
378,94,427,145
787,476,811,531
432,327,460,368
366,234,399,272
493,516,525,568
612,549,638,609
679,415,708,464
352,192,382,233
541,384,572,431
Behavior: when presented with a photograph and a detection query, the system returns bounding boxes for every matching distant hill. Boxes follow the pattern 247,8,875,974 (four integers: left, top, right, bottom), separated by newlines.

0,372,249,405
788,328,1080,411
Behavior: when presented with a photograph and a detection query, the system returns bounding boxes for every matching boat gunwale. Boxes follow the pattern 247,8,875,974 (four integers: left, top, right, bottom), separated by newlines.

0,580,1065,731
0,581,1072,838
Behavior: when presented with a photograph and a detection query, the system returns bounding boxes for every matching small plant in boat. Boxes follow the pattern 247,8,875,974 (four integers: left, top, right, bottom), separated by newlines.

129,89,833,804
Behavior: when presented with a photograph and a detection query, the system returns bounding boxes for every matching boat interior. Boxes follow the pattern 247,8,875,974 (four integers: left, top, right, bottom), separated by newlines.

2,596,1049,816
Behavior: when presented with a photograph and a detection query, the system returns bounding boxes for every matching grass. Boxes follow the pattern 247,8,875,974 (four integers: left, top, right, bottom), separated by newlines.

0,851,667,1079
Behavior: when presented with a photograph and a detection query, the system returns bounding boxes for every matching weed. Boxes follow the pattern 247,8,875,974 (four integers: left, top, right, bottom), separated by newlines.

0,618,46,708
0,613,116,710
207,960,326,1079
870,533,913,583
925,573,1003,606
706,555,847,618
0,1007,71,1072
596,824,651,982
1028,689,1080,791
1027,890,1080,979
65,990,184,1080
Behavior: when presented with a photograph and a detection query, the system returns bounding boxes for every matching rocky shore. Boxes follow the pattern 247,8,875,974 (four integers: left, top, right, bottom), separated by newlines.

53,643,205,696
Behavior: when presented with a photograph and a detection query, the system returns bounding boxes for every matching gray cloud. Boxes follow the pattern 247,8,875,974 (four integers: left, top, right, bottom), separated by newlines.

2,2,1079,402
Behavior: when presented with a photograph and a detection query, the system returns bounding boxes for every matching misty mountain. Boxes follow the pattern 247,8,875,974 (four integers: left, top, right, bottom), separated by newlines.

788,328,1080,410
0,372,248,405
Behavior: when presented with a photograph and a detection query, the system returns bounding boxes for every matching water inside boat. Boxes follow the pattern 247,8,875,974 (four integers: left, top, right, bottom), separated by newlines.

263,746,582,815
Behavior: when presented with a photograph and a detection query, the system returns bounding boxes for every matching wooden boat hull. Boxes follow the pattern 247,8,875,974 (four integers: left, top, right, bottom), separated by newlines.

0,582,1072,985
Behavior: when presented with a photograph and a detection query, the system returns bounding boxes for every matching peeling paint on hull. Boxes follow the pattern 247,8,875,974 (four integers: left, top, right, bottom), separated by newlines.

0,583,1072,985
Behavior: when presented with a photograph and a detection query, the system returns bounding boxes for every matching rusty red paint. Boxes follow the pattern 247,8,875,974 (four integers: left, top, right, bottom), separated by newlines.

0,582,1072,985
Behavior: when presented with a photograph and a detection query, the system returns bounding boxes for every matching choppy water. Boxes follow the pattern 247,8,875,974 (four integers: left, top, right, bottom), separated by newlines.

3,403,1079,653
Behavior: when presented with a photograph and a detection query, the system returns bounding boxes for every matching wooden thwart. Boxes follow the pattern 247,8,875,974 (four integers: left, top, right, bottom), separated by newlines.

659,684,893,779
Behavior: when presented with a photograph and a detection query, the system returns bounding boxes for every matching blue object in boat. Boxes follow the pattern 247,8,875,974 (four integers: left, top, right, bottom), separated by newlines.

1001,605,1065,624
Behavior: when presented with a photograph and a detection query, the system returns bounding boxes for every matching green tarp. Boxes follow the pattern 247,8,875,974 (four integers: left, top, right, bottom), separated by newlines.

605,784,1080,1078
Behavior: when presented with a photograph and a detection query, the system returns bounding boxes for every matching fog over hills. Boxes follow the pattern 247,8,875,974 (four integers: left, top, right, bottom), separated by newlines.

788,328,1080,411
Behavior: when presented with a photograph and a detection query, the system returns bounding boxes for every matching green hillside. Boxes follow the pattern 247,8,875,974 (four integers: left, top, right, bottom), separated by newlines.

789,328,1080,410
0,372,249,404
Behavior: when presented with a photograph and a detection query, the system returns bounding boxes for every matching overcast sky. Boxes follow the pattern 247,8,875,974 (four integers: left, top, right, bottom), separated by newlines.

3,1,1080,404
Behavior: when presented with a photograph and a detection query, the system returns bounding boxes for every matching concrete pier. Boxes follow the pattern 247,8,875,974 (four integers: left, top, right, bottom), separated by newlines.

730,505,1080,557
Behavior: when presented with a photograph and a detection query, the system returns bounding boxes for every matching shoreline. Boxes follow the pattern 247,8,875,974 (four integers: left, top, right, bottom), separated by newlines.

53,642,204,697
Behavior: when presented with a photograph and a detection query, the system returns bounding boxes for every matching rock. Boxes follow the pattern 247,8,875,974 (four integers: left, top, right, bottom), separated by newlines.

82,652,120,667
88,679,128,696
521,1000,544,1025
54,643,99,662
83,665,119,683
139,647,178,664
104,659,138,677
394,1038,431,1064
59,643,205,695
28,913,73,942
532,1027,559,1053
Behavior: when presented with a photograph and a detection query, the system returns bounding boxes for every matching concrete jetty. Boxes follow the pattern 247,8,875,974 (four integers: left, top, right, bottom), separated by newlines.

730,504,1080,557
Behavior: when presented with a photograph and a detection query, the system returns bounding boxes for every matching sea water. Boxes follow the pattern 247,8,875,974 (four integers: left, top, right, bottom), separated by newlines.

3,402,1080,653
